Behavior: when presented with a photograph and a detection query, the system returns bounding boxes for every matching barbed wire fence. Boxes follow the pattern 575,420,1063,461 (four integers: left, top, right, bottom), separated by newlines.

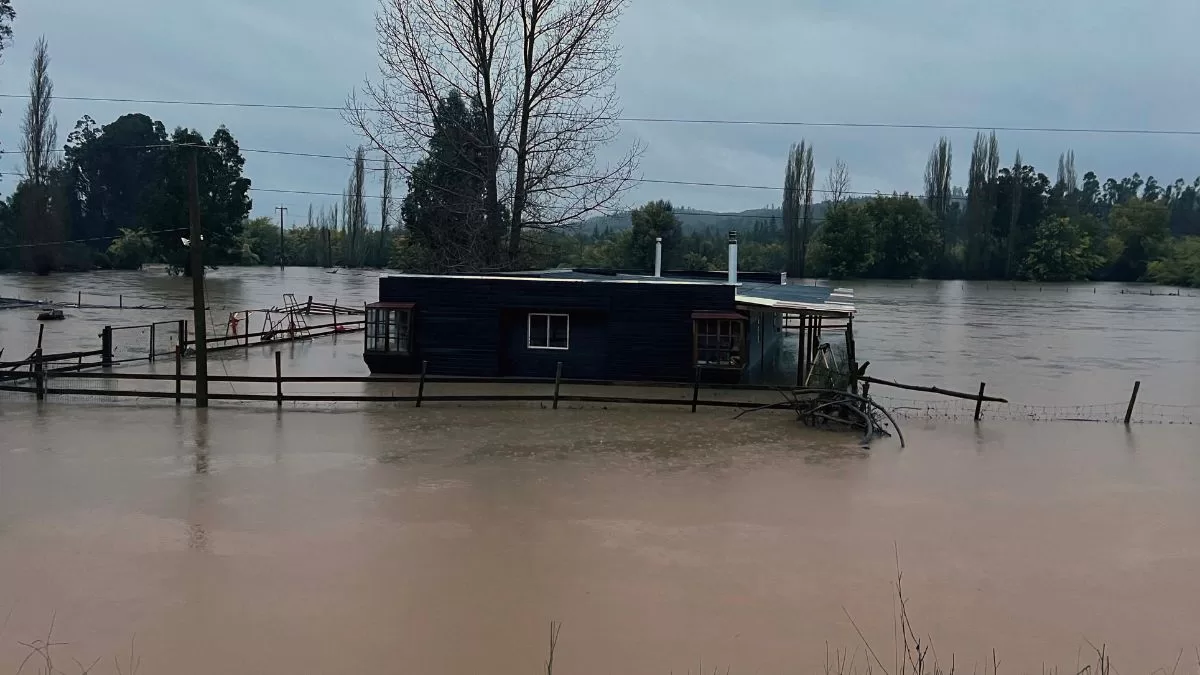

873,395,1198,424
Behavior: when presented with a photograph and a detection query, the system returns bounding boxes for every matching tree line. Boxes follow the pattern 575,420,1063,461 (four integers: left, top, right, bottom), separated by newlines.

809,133,1200,285
538,136,1200,287
0,26,255,274
3,0,1197,288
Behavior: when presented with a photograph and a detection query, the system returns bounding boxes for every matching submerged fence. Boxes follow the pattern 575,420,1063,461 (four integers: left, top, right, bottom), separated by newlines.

1,353,1196,425
0,361,779,412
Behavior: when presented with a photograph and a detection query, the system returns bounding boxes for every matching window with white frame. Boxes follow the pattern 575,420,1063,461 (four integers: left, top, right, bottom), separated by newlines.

528,313,569,350
365,306,412,353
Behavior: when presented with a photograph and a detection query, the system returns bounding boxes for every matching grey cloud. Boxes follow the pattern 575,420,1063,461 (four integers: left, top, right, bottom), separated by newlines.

2,0,1198,220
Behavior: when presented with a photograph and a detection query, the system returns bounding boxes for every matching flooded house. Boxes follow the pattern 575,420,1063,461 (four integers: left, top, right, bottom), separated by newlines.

364,232,855,384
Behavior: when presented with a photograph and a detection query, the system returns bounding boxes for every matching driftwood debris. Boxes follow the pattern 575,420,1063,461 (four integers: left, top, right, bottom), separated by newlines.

736,387,905,448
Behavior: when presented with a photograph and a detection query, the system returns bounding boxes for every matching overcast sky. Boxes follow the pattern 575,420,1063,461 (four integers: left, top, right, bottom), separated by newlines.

2,0,1199,221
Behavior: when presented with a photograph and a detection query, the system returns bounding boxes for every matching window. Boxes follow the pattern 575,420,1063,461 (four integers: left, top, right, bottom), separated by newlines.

694,318,745,367
365,305,412,353
528,313,569,350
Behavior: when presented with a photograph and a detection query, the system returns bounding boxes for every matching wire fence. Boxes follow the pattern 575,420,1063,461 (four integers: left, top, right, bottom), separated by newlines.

107,321,186,363
874,395,1199,424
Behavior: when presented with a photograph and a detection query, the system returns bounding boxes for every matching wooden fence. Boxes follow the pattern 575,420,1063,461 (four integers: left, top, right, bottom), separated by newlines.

0,356,781,410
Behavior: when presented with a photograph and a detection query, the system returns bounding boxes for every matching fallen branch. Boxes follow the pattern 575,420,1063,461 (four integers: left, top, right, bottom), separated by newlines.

860,376,1008,403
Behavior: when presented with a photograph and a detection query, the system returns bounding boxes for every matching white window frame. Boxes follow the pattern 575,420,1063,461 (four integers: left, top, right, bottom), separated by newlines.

527,312,570,350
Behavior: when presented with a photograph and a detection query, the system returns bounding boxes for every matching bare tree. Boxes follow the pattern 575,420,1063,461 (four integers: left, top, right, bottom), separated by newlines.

824,158,851,207
782,141,815,277
348,0,640,268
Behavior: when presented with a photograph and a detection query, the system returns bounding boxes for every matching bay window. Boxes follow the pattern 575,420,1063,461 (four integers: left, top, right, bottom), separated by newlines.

365,303,413,354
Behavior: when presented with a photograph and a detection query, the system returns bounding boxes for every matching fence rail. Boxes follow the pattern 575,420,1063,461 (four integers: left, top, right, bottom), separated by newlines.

0,362,771,411
1,356,1195,425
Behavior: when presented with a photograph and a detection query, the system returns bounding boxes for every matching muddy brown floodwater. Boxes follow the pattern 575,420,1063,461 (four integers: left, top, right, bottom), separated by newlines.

2,269,1200,674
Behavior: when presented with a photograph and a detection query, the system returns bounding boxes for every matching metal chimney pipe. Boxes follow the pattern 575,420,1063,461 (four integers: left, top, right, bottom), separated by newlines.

654,237,663,277
727,230,738,285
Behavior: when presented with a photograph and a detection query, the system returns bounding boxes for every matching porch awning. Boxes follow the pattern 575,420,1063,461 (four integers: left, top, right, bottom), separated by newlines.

367,302,416,310
691,310,747,320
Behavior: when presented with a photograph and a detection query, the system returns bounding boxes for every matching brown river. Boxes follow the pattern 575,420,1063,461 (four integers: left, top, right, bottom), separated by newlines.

1,269,1199,674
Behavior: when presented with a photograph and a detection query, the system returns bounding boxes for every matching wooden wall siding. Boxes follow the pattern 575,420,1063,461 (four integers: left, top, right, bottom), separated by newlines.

376,276,736,381
501,309,609,379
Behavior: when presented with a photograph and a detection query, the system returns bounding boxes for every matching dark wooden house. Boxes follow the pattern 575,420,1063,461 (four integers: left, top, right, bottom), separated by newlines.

364,243,854,384
365,272,854,384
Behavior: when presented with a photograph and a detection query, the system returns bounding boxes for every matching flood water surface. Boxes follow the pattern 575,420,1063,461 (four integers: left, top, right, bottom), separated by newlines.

2,269,1200,673
2,404,1199,674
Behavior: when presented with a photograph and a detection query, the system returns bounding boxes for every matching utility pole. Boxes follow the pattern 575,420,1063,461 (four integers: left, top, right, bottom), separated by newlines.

276,205,288,269
188,149,209,408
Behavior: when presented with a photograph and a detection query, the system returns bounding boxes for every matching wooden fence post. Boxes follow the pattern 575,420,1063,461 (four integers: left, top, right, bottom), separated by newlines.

178,320,188,351
149,323,156,362
101,326,113,367
33,348,45,401
691,366,701,413
974,382,987,421
77,290,82,308
415,360,428,407
553,361,563,410
119,294,123,309
175,345,183,406
275,351,283,407
306,296,313,314
37,323,45,351
1124,381,1141,425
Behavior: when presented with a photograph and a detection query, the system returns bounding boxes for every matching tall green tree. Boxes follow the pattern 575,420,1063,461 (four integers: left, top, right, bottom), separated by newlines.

1104,199,1171,280
62,114,251,271
1021,216,1101,281
924,137,953,265
397,92,496,273
343,146,369,267
17,37,65,273
816,203,873,278
626,200,682,271
992,159,1050,279
782,141,815,277
1147,237,1200,287
1165,177,1200,237
866,195,940,279
964,131,1000,278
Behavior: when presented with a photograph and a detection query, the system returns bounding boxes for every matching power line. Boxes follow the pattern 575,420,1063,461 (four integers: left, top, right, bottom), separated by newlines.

0,226,189,250
2,92,1199,136
3,141,890,196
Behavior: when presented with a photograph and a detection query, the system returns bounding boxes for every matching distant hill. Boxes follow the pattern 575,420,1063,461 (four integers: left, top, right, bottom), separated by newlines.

583,206,832,235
